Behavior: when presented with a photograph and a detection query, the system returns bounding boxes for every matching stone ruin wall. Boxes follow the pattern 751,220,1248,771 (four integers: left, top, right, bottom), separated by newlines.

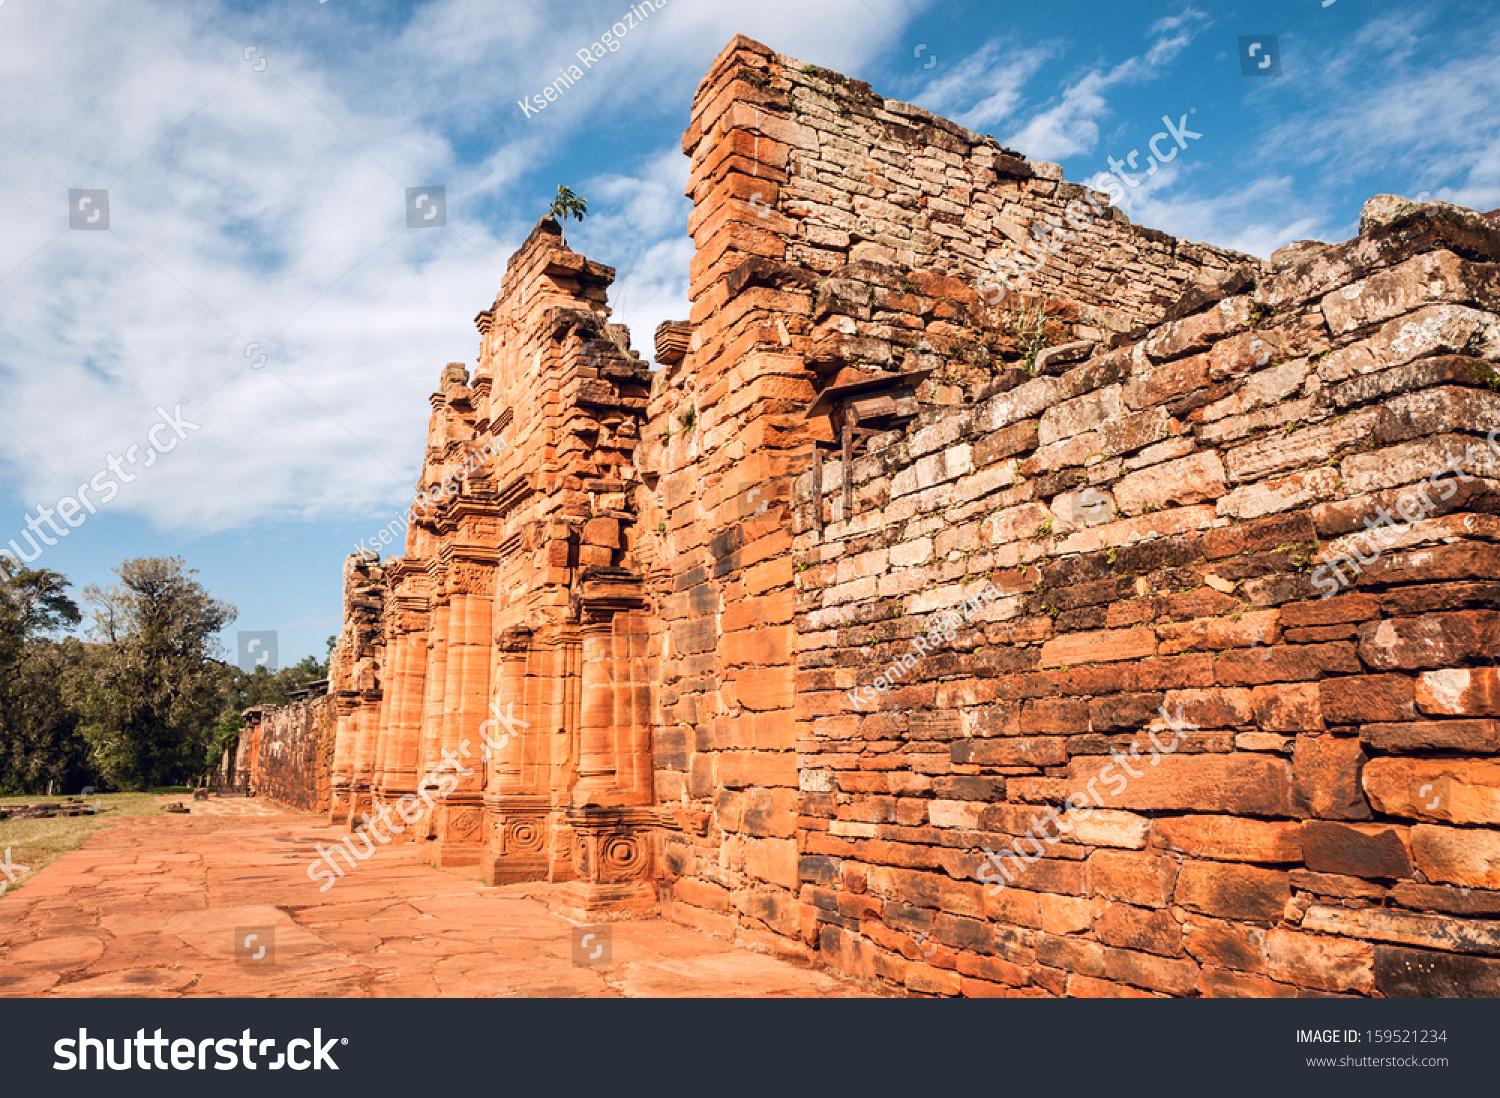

224,689,334,813
292,34,1500,995
640,34,1252,963
792,207,1500,998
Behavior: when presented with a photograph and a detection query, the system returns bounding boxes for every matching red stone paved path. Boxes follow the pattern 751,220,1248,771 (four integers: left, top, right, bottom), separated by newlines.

0,797,873,998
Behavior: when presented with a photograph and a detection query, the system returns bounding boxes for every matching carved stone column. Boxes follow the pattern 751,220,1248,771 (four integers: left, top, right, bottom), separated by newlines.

348,662,382,830
368,649,396,817
482,627,549,884
415,594,449,846
573,617,618,805
373,623,418,840
327,702,356,825
541,628,583,882
550,593,656,920
372,627,406,809
427,556,493,867
386,616,430,842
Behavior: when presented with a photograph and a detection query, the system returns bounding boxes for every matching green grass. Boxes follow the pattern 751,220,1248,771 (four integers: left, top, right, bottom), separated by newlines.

0,793,161,897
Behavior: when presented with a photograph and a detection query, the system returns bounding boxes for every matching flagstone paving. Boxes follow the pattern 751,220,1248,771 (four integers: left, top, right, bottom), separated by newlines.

0,796,874,998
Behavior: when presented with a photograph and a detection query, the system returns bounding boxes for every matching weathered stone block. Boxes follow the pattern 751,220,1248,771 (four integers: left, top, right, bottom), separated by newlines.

1319,303,1500,383
1300,821,1413,879
1302,903,1500,956
1040,627,1157,668
1066,753,1294,815
1361,719,1500,753
1264,929,1375,993
1411,824,1500,889
1164,688,1256,730
1102,945,1200,995
1183,916,1269,974
1038,385,1123,446
1416,668,1500,717
1174,861,1289,923
1251,683,1324,733
1094,902,1183,957
1363,758,1500,825
1112,451,1227,516
1087,849,1178,908
1357,612,1500,671
1155,815,1302,863
1374,946,1500,997
1293,734,1371,819
1321,675,1417,724
1060,808,1150,849
1321,250,1500,336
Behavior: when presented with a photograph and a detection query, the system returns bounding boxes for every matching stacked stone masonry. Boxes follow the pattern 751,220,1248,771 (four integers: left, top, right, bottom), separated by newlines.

293,35,1500,996
223,686,334,813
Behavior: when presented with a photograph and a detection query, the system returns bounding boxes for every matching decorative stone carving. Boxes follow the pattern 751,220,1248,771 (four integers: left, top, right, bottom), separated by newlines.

554,806,656,921
503,815,546,856
450,808,482,839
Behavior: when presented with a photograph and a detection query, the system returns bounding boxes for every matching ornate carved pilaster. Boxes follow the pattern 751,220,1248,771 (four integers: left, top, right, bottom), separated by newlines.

414,591,450,846
552,806,658,922
329,553,385,825
573,617,619,804
426,547,495,868
482,627,548,884
327,697,358,825
348,665,383,832
484,795,550,883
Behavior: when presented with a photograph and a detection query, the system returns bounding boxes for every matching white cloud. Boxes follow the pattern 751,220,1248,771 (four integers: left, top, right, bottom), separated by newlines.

913,40,1056,134
1002,8,1207,161
1121,171,1324,260
0,1,506,536
568,147,694,358
0,0,933,541
7,0,1492,560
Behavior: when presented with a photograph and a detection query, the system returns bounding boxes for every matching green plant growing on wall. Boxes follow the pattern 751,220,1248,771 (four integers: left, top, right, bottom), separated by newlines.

1007,306,1056,375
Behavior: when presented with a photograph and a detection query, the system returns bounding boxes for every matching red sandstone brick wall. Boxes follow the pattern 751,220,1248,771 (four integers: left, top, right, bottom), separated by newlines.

236,695,335,814
676,37,1249,401
792,205,1500,997
645,34,1279,972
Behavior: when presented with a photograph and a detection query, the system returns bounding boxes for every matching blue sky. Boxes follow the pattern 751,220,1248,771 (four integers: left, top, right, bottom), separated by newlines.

1,0,1497,668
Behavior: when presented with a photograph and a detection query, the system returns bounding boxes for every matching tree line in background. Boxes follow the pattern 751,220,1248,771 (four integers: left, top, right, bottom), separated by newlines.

0,557,331,794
